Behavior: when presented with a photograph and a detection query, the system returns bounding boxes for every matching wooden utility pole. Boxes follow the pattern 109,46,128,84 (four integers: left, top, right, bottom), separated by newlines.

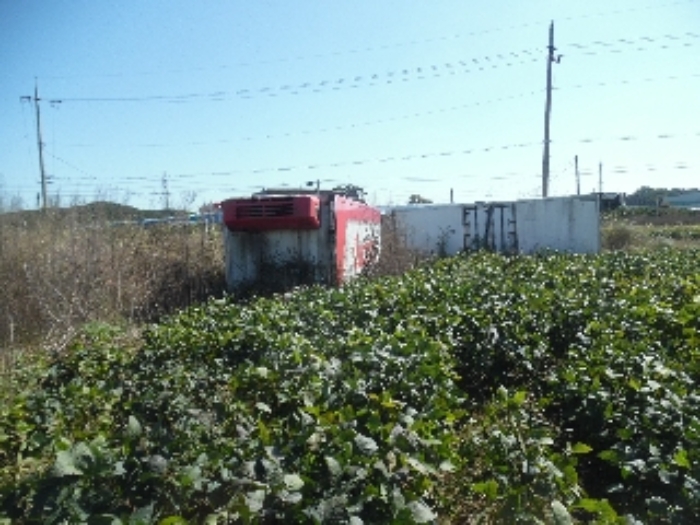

575,155,580,195
542,21,560,198
21,81,48,210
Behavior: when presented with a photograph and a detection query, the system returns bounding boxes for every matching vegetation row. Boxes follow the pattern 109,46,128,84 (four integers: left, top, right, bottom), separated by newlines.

2,248,700,523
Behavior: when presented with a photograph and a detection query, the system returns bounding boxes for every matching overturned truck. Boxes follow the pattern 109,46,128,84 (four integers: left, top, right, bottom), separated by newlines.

221,189,381,293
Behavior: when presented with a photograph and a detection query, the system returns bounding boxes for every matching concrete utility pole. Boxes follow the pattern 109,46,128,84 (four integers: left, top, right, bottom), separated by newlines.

598,162,603,193
542,21,560,198
21,81,48,210
162,172,171,211
575,155,580,195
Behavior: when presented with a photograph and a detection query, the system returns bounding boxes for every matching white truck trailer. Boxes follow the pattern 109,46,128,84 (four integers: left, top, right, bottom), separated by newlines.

387,196,600,256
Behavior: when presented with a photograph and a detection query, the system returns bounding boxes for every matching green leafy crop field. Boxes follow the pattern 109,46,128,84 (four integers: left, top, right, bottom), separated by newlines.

1,249,700,523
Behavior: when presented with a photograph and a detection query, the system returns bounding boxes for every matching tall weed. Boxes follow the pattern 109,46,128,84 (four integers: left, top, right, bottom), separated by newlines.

0,208,225,349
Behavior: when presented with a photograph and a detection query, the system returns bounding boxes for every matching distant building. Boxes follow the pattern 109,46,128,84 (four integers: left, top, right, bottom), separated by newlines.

665,191,700,209
596,192,625,212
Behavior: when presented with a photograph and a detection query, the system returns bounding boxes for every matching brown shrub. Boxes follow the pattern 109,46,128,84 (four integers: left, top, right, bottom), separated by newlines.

0,210,225,349
602,222,635,251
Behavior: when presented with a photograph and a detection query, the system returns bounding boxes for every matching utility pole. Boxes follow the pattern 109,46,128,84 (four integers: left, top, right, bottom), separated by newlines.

575,155,580,195
21,80,48,210
598,162,603,194
542,21,560,198
162,172,170,211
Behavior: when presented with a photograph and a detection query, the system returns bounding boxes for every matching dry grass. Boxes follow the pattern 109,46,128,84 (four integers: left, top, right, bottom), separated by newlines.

0,208,225,352
366,213,432,278
602,219,700,252
0,206,427,356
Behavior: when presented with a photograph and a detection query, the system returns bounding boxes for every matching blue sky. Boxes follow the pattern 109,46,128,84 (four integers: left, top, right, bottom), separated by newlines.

1,0,699,210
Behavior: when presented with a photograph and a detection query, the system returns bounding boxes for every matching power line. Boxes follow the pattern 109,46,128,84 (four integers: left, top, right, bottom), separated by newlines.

39,159,698,198
59,89,544,148
39,30,698,111
563,31,699,51
37,0,698,83
559,72,700,92
18,122,700,198
43,130,700,192
49,70,700,153
47,152,98,181
568,130,700,144
10,156,696,207
222,0,698,68
49,50,543,104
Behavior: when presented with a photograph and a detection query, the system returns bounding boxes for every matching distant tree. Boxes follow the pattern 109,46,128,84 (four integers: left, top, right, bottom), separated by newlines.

626,186,700,206
408,194,433,204
625,186,666,206
332,184,366,202
625,186,700,206
9,195,23,211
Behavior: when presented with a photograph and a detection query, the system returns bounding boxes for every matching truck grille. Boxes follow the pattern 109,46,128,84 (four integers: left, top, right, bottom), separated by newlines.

236,199,295,218
222,195,321,231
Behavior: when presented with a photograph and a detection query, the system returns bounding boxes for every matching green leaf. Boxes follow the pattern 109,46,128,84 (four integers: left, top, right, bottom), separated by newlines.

472,479,499,499
181,465,203,488
574,498,603,512
511,390,527,407
598,450,617,462
127,415,142,438
551,500,573,525
405,501,436,524
256,402,271,413
439,460,456,472
129,503,155,525
53,449,83,477
159,518,188,525
573,497,620,520
354,434,378,455
283,473,304,491
571,442,593,454
325,456,342,477
245,489,266,513
673,448,690,468
407,456,434,475
92,515,124,525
